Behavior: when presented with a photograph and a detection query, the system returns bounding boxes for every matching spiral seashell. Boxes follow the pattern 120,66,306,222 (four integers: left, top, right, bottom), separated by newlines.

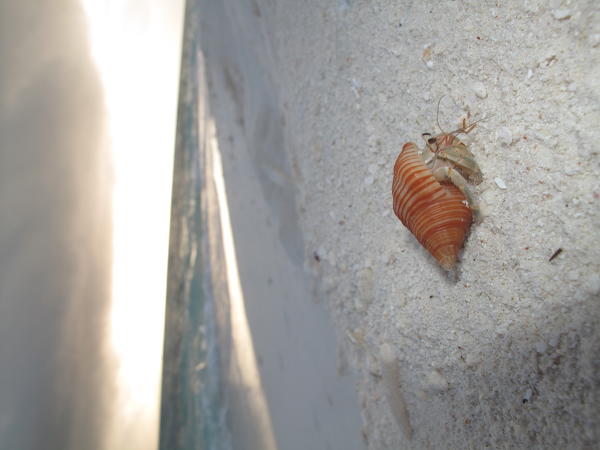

392,142,472,270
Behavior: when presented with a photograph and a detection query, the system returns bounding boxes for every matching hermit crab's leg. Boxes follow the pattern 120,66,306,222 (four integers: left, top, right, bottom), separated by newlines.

436,144,483,184
440,120,477,141
432,166,481,221
448,113,495,139
440,113,494,143
459,117,477,135
418,138,437,167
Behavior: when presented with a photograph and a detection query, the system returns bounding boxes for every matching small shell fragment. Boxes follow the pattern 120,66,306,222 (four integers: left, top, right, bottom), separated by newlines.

424,370,449,393
472,81,487,99
552,9,571,20
534,341,547,354
494,177,507,189
522,388,533,403
496,127,513,146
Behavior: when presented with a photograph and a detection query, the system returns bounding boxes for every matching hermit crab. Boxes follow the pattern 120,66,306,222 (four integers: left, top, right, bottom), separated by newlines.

392,114,483,270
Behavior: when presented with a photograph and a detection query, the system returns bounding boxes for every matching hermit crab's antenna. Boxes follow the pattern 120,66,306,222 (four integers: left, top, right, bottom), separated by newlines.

436,95,446,134
420,96,449,161
422,96,452,153
445,115,488,137
436,95,494,137
422,97,493,165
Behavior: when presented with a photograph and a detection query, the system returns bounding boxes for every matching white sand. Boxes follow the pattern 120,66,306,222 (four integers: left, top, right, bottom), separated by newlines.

199,0,600,448
198,2,364,449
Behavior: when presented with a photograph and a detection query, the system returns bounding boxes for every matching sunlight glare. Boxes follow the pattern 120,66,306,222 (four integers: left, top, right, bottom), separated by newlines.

80,1,184,449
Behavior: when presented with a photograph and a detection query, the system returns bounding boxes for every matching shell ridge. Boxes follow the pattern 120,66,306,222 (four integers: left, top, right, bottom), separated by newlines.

392,146,474,269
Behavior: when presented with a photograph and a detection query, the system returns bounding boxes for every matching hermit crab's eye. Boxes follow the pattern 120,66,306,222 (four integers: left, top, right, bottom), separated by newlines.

422,132,432,138
427,137,436,145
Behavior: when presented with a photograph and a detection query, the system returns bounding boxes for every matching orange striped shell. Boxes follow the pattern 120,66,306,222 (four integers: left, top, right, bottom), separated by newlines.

392,142,472,270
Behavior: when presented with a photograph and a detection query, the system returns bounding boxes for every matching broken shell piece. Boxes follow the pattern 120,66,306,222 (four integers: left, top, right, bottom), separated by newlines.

494,177,507,189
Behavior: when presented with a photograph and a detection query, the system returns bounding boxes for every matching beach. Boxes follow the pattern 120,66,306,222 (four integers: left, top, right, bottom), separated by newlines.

196,0,600,448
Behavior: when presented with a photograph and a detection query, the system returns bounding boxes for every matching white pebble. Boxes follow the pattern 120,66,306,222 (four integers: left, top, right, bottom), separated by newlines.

337,0,350,12
568,270,579,281
426,60,434,69
416,389,429,400
494,177,507,190
584,274,600,296
552,9,571,20
472,81,488,99
564,166,580,176
496,127,513,145
318,246,327,261
522,389,533,403
424,370,448,393
328,251,337,267
535,341,547,354
526,69,533,79
465,352,480,367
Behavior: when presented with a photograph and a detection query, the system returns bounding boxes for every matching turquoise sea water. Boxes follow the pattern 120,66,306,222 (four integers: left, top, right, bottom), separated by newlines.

159,1,229,449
